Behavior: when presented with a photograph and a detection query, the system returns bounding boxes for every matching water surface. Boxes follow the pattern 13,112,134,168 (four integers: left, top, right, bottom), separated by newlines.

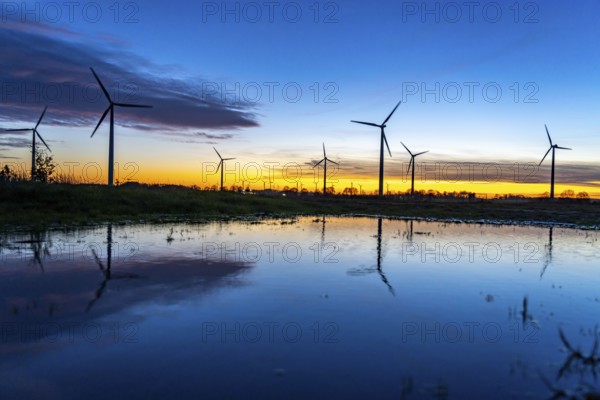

1,217,599,399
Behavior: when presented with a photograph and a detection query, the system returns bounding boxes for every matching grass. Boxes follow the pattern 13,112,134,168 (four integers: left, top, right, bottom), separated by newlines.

1,182,599,229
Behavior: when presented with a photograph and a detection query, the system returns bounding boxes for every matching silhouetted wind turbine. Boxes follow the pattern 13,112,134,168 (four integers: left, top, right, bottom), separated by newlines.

401,142,428,196
351,100,400,197
313,143,338,194
90,67,152,186
3,106,50,182
214,147,235,191
539,125,571,199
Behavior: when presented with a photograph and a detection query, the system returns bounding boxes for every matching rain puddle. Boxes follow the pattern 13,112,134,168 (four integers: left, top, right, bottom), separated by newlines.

1,217,599,399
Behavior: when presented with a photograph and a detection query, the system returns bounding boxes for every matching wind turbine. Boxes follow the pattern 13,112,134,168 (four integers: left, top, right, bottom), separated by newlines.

401,142,428,196
313,143,338,195
90,67,152,187
539,125,572,199
3,106,50,182
214,147,235,191
351,100,401,197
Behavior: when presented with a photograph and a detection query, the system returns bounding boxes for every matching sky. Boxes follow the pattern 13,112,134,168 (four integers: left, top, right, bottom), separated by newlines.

1,0,599,196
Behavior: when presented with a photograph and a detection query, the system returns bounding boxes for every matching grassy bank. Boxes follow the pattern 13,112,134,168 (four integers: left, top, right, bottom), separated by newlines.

1,183,599,228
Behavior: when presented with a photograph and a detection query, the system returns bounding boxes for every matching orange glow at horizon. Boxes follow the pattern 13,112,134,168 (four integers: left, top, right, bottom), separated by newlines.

124,169,599,198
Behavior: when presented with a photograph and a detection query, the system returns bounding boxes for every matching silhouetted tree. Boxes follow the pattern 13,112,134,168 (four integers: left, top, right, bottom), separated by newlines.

33,149,56,183
342,187,358,196
560,189,575,199
576,192,590,199
0,165,16,182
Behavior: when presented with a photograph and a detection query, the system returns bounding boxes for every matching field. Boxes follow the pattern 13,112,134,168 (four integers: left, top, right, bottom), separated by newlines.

1,182,599,228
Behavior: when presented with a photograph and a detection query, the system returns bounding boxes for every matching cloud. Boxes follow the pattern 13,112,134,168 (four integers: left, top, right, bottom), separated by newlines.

195,132,235,140
307,156,600,188
0,135,31,149
0,20,260,135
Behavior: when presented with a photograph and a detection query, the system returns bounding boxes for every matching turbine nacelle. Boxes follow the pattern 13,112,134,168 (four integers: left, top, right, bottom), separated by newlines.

401,142,428,174
314,143,339,168
90,67,153,138
539,125,572,166
213,147,236,172
350,100,400,165
2,106,51,152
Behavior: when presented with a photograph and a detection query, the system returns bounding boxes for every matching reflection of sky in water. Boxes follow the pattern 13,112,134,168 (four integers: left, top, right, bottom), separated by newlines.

0,218,599,399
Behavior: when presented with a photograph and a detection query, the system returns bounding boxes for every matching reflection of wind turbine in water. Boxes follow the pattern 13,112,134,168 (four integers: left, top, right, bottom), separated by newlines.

14,232,50,272
30,233,49,273
86,224,138,312
346,219,395,295
403,220,414,242
540,227,553,279
376,218,395,295
321,216,326,245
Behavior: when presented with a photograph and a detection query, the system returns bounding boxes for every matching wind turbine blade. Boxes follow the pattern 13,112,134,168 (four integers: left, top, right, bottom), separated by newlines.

91,106,111,137
91,248,105,272
213,147,222,159
223,158,236,161
323,142,326,158
35,106,48,129
90,67,112,102
400,141,412,156
313,159,324,168
351,120,380,128
217,160,223,172
114,103,153,108
3,128,31,132
556,146,572,150
327,158,339,165
539,148,552,166
382,100,401,125
545,124,553,146
35,130,51,151
414,151,429,157
383,133,392,157
407,158,414,174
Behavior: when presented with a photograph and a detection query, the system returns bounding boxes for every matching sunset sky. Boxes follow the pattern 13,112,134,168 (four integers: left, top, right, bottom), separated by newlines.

1,0,599,196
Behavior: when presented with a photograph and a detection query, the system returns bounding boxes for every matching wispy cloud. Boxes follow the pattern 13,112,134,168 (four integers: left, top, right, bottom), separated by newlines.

0,135,30,149
305,157,600,188
0,20,260,135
